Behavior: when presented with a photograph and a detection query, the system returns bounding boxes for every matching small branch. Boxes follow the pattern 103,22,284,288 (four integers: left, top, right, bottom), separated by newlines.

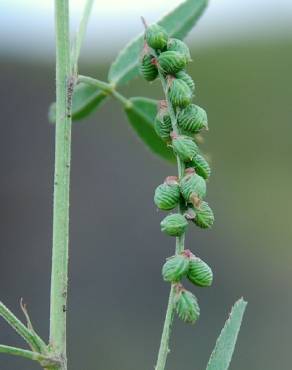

0,344,58,365
71,0,96,76
78,75,131,107
0,301,47,353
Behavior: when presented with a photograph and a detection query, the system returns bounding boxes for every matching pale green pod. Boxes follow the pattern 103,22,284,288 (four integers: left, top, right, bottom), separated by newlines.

162,255,189,282
177,104,208,134
187,257,213,287
186,154,211,179
175,288,200,324
145,24,168,50
172,135,198,162
160,213,188,236
180,169,207,201
193,201,214,229
167,38,191,62
175,70,195,93
154,178,180,210
154,109,172,141
168,78,192,108
140,54,158,81
158,51,187,74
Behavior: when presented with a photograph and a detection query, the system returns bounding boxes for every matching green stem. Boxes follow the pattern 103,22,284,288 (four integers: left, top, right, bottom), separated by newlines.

155,71,186,370
78,75,131,107
71,0,95,75
0,345,57,365
50,1,71,369
0,301,47,353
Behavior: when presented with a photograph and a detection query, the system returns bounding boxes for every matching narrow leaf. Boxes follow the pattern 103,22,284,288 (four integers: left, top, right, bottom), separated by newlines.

124,97,175,162
108,0,208,86
48,82,107,123
206,298,247,370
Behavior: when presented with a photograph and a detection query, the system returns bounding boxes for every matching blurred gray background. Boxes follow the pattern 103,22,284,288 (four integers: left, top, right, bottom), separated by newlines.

0,1,292,370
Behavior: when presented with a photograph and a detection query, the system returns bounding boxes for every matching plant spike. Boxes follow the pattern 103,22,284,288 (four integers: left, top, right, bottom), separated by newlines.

140,22,215,370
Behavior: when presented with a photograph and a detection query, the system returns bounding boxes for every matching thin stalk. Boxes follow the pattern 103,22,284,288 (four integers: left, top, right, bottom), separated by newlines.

0,301,47,353
0,345,57,365
78,75,131,107
155,71,186,370
50,1,71,369
71,0,95,75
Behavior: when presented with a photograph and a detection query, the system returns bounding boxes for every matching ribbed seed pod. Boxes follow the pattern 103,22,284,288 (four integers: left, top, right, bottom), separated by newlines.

177,104,208,133
154,103,172,141
167,38,191,62
140,54,158,81
160,213,188,236
145,24,168,50
193,201,214,229
175,71,195,93
172,135,198,162
187,257,213,287
162,255,189,282
175,288,200,324
186,154,211,179
154,177,180,210
158,51,187,74
180,169,206,202
168,78,192,108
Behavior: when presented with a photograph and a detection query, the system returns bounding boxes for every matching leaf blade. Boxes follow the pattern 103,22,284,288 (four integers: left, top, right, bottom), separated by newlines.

124,97,175,162
108,0,208,86
206,298,247,370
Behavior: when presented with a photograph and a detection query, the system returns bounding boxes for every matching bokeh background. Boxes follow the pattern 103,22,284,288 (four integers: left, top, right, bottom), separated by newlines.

0,0,292,369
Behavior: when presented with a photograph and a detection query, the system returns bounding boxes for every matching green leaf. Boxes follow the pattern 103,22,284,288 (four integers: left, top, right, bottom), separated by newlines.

108,0,208,86
124,97,175,162
48,82,107,123
206,298,247,370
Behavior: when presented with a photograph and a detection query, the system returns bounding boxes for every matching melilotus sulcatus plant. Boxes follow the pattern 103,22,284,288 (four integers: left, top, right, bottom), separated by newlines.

0,1,247,370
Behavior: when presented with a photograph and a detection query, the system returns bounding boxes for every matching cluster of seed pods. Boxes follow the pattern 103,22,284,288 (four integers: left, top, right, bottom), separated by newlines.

140,23,214,324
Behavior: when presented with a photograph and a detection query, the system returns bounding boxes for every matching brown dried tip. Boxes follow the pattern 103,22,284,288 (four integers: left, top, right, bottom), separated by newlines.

141,16,148,29
185,167,195,174
190,193,202,208
164,175,179,185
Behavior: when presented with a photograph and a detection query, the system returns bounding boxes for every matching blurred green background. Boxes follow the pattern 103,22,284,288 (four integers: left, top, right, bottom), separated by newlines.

0,1,292,370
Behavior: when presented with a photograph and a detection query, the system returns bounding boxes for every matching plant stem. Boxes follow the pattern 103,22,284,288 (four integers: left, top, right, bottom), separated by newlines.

50,1,71,369
71,0,95,76
0,301,47,353
155,71,186,370
78,75,131,107
0,345,57,365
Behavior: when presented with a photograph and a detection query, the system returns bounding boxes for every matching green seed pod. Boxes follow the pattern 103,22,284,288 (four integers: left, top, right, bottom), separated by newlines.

160,213,188,236
167,38,191,62
168,78,192,108
186,154,211,179
175,70,195,93
180,168,206,202
172,135,198,162
162,255,189,282
140,54,158,81
154,177,180,210
193,201,214,229
154,101,172,141
187,256,213,287
145,24,168,50
158,51,187,74
175,287,200,324
177,104,208,133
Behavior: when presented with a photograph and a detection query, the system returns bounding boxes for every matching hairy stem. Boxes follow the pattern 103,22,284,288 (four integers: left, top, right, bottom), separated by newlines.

0,301,47,353
50,1,71,369
0,345,57,365
78,75,131,107
155,71,185,370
